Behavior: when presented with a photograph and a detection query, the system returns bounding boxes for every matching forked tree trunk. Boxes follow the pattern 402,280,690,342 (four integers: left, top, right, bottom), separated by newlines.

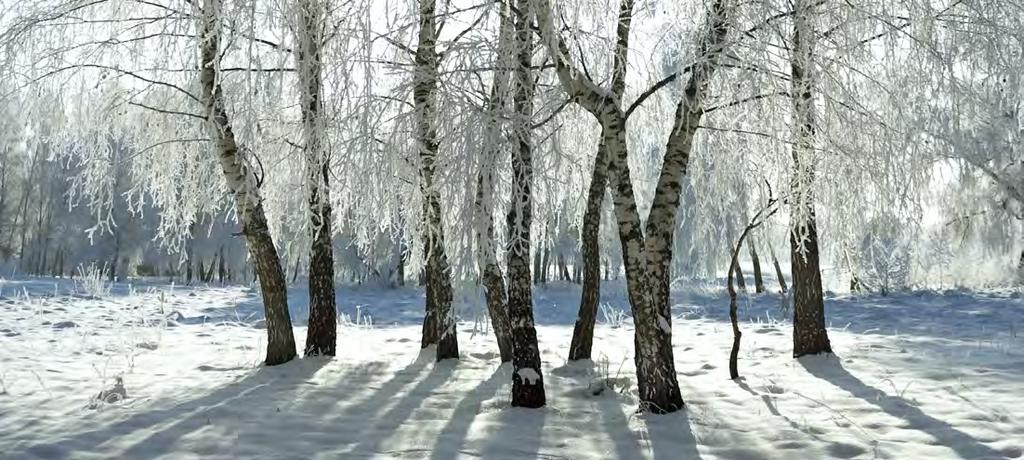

508,0,545,407
534,0,728,413
296,0,337,357
789,0,832,358
198,0,296,365
415,0,458,360
749,238,765,293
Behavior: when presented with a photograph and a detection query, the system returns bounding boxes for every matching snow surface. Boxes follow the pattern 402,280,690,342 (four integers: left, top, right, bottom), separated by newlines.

1,276,1022,459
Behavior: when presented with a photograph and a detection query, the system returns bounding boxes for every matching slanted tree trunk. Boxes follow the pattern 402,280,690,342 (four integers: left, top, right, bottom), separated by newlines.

789,0,832,358
728,199,781,379
414,0,458,360
733,258,746,291
629,0,729,413
474,4,515,363
749,237,765,293
197,0,296,365
508,0,545,407
770,245,788,293
569,138,609,361
568,0,631,360
204,258,217,282
296,0,337,357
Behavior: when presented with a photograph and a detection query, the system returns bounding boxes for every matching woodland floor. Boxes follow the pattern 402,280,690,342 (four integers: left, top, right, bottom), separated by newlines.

1,276,1022,459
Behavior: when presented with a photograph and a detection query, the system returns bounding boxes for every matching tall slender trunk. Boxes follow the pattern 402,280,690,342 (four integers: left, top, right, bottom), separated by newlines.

568,143,612,362
396,244,406,286
297,0,337,357
0,148,8,240
749,237,765,293
789,0,832,358
508,0,545,407
532,249,542,284
415,0,458,360
14,150,38,271
568,138,607,360
197,0,296,365
568,0,634,357
539,243,550,284
218,245,226,283
474,3,515,363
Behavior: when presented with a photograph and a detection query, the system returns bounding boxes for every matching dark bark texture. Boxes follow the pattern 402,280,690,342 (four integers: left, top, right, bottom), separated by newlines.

198,0,296,365
750,240,765,293
415,0,458,360
508,0,545,408
790,0,832,358
297,0,337,357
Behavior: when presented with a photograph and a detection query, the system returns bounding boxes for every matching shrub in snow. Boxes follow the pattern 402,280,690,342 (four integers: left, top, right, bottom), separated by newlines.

857,216,913,296
589,355,631,396
598,303,627,328
76,263,111,298
89,376,127,409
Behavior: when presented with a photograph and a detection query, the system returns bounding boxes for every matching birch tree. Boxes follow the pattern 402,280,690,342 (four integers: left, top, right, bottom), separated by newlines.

197,0,297,365
788,0,832,357
474,2,516,363
294,0,337,357
414,0,459,361
533,0,731,413
506,0,546,408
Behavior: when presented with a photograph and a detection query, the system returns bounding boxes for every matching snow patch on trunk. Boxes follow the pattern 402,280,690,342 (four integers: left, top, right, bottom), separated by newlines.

517,367,541,385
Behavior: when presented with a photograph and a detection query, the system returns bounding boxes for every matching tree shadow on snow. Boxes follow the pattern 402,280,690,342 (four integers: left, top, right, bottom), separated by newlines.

340,355,457,457
642,410,704,460
21,357,336,458
800,355,1008,459
476,399,547,459
430,365,508,459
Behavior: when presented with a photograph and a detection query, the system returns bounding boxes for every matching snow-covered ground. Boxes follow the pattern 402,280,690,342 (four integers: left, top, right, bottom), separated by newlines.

1,276,1022,459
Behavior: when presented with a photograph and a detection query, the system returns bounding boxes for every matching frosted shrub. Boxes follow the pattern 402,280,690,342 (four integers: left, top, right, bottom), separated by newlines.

339,305,373,328
76,263,111,298
598,303,628,328
588,354,631,396
858,216,913,296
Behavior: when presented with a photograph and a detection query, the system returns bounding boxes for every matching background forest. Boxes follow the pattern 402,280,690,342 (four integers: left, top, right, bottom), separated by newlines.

0,0,1022,458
